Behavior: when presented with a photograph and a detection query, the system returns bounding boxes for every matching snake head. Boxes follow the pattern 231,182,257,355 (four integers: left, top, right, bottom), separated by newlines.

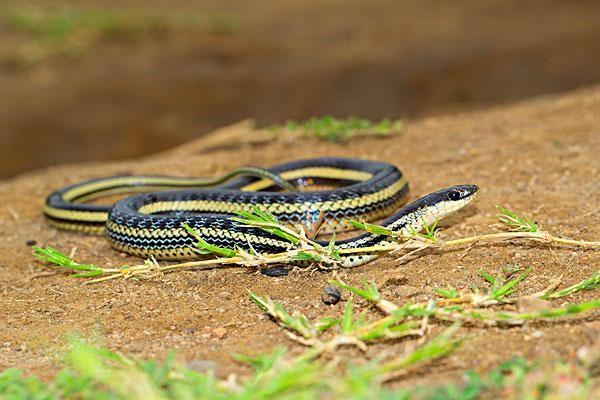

445,185,479,203
437,184,479,212
413,184,479,224
430,184,479,218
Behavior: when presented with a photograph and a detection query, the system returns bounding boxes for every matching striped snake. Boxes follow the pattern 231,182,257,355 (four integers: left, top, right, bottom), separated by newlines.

44,158,478,267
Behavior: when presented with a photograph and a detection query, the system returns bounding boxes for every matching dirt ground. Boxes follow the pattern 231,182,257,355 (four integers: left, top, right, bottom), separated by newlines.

0,86,598,386
3,0,600,177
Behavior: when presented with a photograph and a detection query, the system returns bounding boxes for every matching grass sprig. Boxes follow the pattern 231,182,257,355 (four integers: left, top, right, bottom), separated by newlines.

248,289,432,360
182,223,237,257
233,207,300,245
497,206,539,232
330,268,600,327
32,246,103,277
482,267,533,301
543,271,600,299
376,324,463,378
247,290,316,341
232,206,341,264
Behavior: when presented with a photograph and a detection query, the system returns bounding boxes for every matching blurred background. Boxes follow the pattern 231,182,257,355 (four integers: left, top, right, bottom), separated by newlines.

1,0,600,178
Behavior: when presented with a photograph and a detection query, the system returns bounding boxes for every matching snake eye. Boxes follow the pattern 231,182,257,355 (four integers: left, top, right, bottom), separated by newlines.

448,190,462,201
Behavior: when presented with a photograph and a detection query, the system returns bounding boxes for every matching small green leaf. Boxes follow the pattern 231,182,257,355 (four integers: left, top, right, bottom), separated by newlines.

315,317,341,332
434,286,459,299
291,252,322,262
70,269,104,278
182,223,237,258
490,267,532,299
330,279,380,303
346,219,395,237
477,270,496,285
341,298,354,334
233,206,299,244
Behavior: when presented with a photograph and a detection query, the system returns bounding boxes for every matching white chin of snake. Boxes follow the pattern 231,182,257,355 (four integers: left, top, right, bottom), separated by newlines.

402,192,478,235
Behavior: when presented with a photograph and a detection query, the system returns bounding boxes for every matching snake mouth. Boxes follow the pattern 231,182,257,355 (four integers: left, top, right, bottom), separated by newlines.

448,185,479,214
463,185,479,204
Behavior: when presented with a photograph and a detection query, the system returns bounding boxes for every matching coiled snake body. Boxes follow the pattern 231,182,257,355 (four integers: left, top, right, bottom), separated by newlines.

44,158,478,267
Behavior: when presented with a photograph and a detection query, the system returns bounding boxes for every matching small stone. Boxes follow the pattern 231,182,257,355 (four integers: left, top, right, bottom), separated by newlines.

321,285,341,305
213,327,227,339
260,267,289,277
26,239,37,246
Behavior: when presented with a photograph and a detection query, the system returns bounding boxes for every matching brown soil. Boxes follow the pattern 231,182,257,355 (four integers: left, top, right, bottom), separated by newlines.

1,86,599,386
3,0,600,178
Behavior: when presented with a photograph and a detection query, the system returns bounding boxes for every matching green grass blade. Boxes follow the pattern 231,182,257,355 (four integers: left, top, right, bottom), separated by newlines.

496,206,539,232
545,271,600,299
490,267,532,299
330,279,381,303
182,223,237,257
346,219,395,237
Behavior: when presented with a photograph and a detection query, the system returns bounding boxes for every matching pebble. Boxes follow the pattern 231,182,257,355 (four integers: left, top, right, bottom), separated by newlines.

260,267,289,277
213,327,227,339
321,285,341,305
26,239,37,246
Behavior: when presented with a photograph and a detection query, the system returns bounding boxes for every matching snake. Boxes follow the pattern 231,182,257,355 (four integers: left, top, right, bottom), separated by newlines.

44,157,478,267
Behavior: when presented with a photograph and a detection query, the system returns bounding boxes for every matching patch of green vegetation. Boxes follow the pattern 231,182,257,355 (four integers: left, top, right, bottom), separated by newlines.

209,15,240,36
272,115,404,143
4,7,138,40
1,5,172,49
0,5,239,65
1,341,595,399
414,357,594,399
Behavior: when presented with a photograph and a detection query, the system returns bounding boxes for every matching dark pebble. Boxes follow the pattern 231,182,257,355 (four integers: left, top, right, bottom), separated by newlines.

26,239,37,246
260,267,289,277
321,285,341,305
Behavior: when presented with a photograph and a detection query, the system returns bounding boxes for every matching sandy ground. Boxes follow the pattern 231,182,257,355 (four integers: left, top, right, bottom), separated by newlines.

0,86,599,385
